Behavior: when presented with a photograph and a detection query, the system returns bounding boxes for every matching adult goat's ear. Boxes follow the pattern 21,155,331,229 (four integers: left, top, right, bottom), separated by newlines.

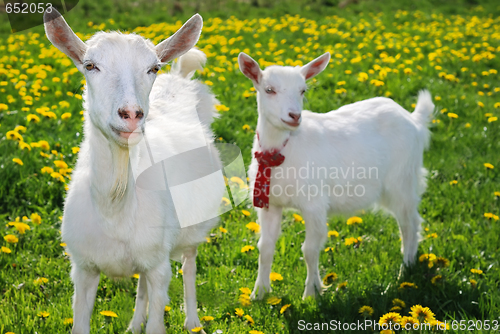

238,52,262,84
44,8,87,66
156,14,203,63
300,52,330,80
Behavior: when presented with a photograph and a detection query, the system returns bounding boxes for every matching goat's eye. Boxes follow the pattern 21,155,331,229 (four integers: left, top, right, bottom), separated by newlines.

301,89,306,95
265,87,276,94
148,65,161,74
85,63,96,71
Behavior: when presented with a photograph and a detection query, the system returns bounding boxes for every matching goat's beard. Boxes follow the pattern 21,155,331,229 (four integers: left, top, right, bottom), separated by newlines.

110,147,130,202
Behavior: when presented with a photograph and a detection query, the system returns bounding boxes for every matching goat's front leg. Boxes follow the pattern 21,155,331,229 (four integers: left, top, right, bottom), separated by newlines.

128,273,148,333
71,266,100,334
144,260,172,334
301,209,327,299
182,247,205,334
251,205,283,300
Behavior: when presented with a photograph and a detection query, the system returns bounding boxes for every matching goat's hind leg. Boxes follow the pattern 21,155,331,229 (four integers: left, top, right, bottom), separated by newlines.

301,209,328,299
144,260,172,334
182,247,205,334
251,205,283,300
71,266,100,334
128,273,148,333
393,207,423,278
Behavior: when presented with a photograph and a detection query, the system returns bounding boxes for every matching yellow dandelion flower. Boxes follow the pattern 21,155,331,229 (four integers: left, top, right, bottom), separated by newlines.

478,101,484,107
61,112,72,120
470,268,483,274
164,305,171,312
200,315,214,322
34,277,49,285
359,305,374,317
449,180,458,185
240,287,252,295
400,316,419,328
410,305,435,323
398,282,418,290
54,160,68,169
235,308,244,317
242,124,251,131
239,294,251,306
293,213,303,222
27,114,40,123
484,163,494,169
246,222,260,233
13,222,30,234
345,237,361,246
470,279,477,288
37,311,50,318
1,246,12,253
447,112,458,119
322,272,337,286
178,269,183,275
241,210,251,216
12,158,23,166
328,230,339,237
270,272,283,281
435,257,450,267
267,296,282,305
280,304,291,314
336,281,348,290
244,314,255,324
390,306,402,312
431,275,443,285
72,147,80,154
488,116,498,123
379,312,402,326
241,245,255,253
100,310,118,318
41,166,54,174
4,234,19,243
347,216,362,225
249,331,265,334
63,318,73,325
191,327,202,332
494,191,500,197
392,298,406,308
219,226,228,233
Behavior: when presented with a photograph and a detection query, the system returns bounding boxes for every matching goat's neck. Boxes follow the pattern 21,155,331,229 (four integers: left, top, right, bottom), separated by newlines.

87,122,134,214
256,116,291,152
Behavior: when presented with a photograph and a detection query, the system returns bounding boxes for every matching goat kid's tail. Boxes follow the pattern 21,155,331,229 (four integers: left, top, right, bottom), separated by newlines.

172,48,206,79
411,89,434,149
411,90,434,128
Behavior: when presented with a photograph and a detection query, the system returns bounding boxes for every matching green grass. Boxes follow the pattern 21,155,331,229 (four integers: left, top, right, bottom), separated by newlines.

1,0,500,333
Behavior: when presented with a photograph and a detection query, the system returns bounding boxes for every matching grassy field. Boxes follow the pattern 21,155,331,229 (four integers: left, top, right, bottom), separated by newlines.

1,0,500,333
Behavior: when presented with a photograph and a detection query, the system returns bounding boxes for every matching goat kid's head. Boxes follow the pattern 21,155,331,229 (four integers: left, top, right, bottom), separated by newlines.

44,9,202,147
238,52,330,130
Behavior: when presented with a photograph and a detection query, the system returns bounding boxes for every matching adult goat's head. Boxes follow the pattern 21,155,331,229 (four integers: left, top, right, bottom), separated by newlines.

44,9,203,147
238,52,330,130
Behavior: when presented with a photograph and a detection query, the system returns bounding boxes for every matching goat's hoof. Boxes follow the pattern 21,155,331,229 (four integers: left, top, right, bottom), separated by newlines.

250,284,270,300
302,284,321,299
184,318,205,334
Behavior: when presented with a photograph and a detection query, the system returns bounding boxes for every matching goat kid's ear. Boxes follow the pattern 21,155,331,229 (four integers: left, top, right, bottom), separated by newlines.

300,52,331,80
238,52,262,84
156,14,203,63
44,8,87,67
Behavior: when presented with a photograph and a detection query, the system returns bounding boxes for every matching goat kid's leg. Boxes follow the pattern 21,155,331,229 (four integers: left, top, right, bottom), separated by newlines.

71,266,100,334
301,209,328,299
182,247,205,334
396,208,422,278
144,260,172,334
251,205,283,300
128,273,148,333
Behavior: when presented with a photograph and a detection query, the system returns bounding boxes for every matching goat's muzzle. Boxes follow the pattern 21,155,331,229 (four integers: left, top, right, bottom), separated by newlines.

117,107,144,138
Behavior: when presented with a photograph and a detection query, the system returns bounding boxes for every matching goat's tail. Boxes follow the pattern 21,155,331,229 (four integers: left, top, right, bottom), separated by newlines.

411,89,434,149
172,48,206,79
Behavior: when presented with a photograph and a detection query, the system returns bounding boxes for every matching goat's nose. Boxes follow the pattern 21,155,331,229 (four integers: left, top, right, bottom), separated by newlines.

118,107,144,131
289,112,301,122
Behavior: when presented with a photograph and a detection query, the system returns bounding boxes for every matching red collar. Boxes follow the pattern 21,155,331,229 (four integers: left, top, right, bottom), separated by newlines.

253,132,289,209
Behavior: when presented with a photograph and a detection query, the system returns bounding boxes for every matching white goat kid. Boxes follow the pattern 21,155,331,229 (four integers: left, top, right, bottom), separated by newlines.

238,52,433,300
44,10,220,334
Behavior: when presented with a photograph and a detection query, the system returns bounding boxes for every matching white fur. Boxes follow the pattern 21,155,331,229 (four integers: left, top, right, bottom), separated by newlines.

238,52,434,300
45,10,218,334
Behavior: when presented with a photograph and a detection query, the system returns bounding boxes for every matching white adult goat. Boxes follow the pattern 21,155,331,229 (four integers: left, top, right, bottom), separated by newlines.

238,52,434,300
44,10,222,334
